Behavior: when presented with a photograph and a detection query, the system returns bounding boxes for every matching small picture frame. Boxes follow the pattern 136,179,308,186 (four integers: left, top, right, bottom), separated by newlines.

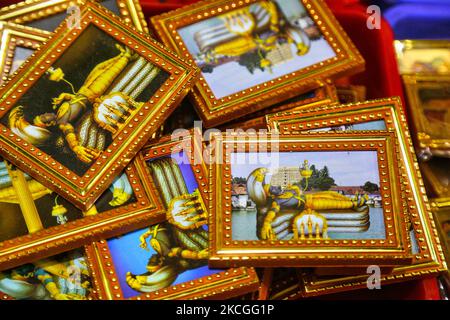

151,0,364,127
0,1,198,210
86,134,260,300
266,98,443,268
394,40,450,75
1,248,95,300
0,0,150,33
0,154,165,271
208,130,411,267
0,22,50,85
402,74,450,160
222,83,339,130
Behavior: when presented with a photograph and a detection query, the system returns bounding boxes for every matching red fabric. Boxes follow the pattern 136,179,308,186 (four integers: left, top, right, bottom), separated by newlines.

324,1,406,106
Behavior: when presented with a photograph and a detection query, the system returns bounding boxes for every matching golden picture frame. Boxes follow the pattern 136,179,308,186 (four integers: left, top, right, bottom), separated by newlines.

0,153,165,271
0,1,199,210
264,98,447,295
208,130,411,268
394,40,450,75
0,22,50,85
0,0,149,33
151,0,364,127
85,134,260,300
402,74,450,159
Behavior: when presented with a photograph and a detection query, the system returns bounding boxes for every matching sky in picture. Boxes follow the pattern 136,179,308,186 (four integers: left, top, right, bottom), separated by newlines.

231,151,380,186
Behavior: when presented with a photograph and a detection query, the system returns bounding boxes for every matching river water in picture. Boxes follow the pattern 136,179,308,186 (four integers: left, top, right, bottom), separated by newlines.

232,207,386,241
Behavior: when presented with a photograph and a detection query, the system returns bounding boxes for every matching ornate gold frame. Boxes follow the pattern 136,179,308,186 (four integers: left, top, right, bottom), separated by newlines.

265,98,447,295
0,153,165,271
85,134,260,300
151,0,364,127
402,74,450,159
0,22,50,85
0,1,199,210
209,131,411,268
0,0,149,33
394,39,450,75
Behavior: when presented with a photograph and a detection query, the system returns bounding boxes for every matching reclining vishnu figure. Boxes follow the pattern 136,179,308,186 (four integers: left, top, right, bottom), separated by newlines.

247,162,369,240
9,44,158,166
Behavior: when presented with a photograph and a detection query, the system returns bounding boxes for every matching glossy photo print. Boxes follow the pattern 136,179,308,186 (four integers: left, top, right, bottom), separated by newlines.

231,151,384,241
106,151,215,298
178,0,335,98
0,249,92,300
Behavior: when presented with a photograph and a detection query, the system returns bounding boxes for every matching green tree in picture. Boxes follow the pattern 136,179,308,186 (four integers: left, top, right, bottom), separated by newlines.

362,181,379,193
299,165,336,191
232,177,247,184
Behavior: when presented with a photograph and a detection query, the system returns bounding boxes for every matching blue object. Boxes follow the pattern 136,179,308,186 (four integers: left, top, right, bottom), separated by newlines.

383,3,450,39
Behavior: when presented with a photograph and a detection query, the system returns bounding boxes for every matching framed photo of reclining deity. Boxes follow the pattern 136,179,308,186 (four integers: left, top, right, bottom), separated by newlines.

208,130,411,268
0,1,198,210
86,133,260,300
1,248,95,300
0,0,149,33
0,22,50,86
0,153,165,271
151,0,364,127
264,98,447,292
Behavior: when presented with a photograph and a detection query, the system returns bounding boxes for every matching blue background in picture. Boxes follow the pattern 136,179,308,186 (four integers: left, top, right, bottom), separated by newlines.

107,152,219,299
